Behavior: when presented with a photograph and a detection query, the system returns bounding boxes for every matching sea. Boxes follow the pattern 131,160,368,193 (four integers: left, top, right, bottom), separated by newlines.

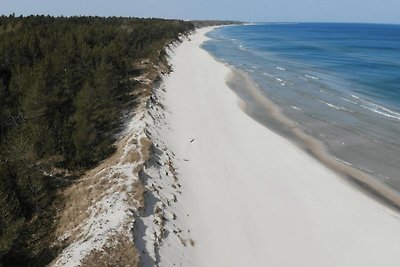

203,23,400,195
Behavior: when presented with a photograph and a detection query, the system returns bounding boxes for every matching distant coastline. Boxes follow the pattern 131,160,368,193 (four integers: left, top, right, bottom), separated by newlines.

157,27,400,266
203,23,400,210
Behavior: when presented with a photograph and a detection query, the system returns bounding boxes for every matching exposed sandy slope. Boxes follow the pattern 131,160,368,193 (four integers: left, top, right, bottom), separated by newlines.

157,28,400,267
50,60,172,267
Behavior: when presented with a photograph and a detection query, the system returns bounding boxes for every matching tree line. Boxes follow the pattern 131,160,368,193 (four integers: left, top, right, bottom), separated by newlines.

0,15,193,266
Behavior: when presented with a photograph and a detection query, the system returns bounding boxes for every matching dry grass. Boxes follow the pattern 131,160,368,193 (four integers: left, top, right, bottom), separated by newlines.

54,126,150,263
140,137,153,162
55,171,121,242
79,235,140,267
123,150,142,164
132,180,146,210
52,59,164,266
55,130,146,242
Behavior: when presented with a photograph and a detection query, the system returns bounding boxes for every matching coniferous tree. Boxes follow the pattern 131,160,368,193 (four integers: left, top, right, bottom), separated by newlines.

0,15,194,265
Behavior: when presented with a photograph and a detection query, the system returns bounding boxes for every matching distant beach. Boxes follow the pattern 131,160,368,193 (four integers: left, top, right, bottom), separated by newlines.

203,23,400,207
156,27,400,266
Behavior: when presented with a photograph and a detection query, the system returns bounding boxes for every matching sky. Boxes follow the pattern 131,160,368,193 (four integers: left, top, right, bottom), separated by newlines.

1,0,399,24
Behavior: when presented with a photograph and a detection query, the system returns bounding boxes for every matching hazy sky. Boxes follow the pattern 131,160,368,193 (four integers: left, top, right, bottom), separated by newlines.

1,0,399,24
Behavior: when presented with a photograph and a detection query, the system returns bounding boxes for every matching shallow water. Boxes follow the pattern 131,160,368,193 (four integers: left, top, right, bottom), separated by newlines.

203,23,400,192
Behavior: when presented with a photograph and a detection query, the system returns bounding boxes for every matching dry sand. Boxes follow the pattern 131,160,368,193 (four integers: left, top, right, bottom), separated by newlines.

157,28,400,267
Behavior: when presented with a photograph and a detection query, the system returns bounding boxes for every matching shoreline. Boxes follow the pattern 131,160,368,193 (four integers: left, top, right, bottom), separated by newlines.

225,68,400,212
156,27,400,266
202,25,400,211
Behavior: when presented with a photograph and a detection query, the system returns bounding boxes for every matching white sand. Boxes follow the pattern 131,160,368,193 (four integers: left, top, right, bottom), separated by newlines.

157,28,400,266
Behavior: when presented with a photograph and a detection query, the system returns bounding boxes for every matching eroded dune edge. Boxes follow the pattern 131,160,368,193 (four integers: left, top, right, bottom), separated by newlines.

53,28,400,267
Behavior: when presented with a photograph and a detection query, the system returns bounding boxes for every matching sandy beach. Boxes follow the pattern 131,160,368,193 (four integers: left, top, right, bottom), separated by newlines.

155,28,400,266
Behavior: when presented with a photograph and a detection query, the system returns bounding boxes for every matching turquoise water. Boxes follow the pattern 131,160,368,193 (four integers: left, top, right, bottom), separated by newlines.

203,23,400,190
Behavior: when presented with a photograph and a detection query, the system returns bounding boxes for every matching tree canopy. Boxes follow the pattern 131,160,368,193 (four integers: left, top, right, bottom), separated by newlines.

0,15,193,266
